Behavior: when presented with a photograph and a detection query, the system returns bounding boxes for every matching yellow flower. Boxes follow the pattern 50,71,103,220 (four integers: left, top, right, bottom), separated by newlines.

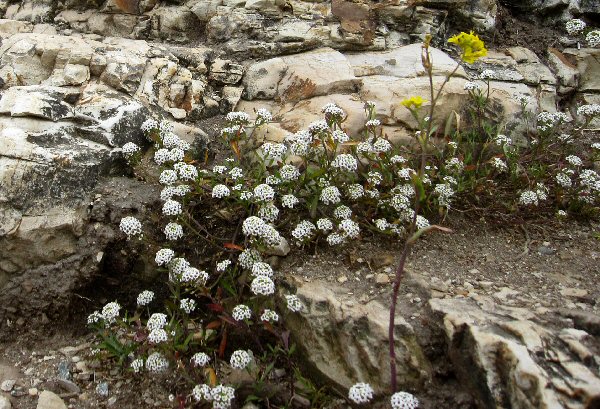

448,31,487,64
401,96,427,109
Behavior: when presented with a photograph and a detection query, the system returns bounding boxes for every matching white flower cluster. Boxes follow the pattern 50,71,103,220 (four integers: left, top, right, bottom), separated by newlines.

322,102,345,119
281,194,299,209
180,298,196,313
285,295,304,312
566,18,586,35
242,216,281,246
292,220,316,243
373,138,392,153
226,111,250,125
537,111,569,132
162,199,182,216
347,184,364,200
587,30,600,47
565,155,583,167
260,309,279,322
334,205,352,220
155,248,175,266
119,216,142,239
191,352,210,367
141,118,158,133
159,169,178,185
230,350,252,370
317,218,333,231
255,108,272,124
122,142,140,158
365,119,381,128
348,383,374,404
434,183,455,207
181,267,209,285
445,157,464,173
577,104,600,118
491,157,508,172
494,134,512,146
279,164,300,181
391,392,419,409
332,130,349,143
147,313,168,331
253,184,275,202
148,328,168,344
519,190,540,206
137,290,154,307
332,154,358,172
556,172,572,188
131,358,144,373
308,120,329,135
251,262,273,277
146,352,169,373
238,248,262,270
101,302,121,324
320,186,341,205
258,203,279,222
251,275,275,295
232,304,252,321
164,222,184,241
212,184,230,198
261,142,287,161
216,259,232,272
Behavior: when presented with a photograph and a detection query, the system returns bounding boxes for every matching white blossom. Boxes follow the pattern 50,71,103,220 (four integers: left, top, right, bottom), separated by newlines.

348,383,374,404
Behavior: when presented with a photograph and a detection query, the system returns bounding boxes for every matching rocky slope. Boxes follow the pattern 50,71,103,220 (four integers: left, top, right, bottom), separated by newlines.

0,0,599,408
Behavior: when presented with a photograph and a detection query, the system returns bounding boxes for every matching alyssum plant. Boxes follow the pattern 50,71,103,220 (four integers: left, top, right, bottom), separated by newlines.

95,27,600,408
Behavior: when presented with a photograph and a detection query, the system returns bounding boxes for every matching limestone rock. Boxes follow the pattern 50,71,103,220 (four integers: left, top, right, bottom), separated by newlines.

287,280,430,394
209,59,244,85
277,48,360,102
0,86,75,121
547,47,579,88
562,48,600,93
0,396,11,409
345,44,467,79
36,391,66,409
430,296,600,409
243,57,288,100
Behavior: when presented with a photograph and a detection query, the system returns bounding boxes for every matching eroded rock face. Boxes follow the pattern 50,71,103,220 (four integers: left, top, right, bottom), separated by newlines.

430,295,600,409
286,280,431,394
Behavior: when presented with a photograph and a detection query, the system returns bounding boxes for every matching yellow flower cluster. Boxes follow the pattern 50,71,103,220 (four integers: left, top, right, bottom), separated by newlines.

401,96,427,109
448,31,487,64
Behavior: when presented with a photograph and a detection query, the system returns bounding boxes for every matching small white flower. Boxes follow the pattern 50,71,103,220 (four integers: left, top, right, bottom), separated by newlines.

162,199,182,216
147,313,167,331
169,148,184,162
137,290,154,307
333,205,352,220
154,148,170,165
372,138,392,153
587,30,600,47
464,81,481,91
320,186,341,205
256,108,272,124
178,164,198,181
130,358,144,373
145,352,168,373
491,157,508,172
566,18,586,36
331,154,358,172
226,111,250,125
253,184,275,202
230,350,252,370
141,118,158,133
251,275,275,296
326,232,345,245
210,385,235,408
339,219,360,238
391,391,419,409
285,295,304,312
251,262,273,277
148,328,168,344
480,69,495,80
216,259,232,272
238,249,262,270
332,130,349,143
119,216,142,239
229,167,243,179
416,215,430,230
159,169,178,185
192,384,212,401
281,194,299,209
232,304,252,321
191,352,211,367
181,267,209,285
374,218,389,231
212,184,231,198
101,302,121,324
260,309,279,323
87,311,102,325
347,184,364,200
519,190,539,206
365,119,381,128
565,155,582,167
348,383,374,404
494,134,512,146
258,203,279,222
317,218,333,231
556,172,572,188
122,142,140,158
280,164,300,181
164,222,184,241
291,220,316,243
180,298,196,314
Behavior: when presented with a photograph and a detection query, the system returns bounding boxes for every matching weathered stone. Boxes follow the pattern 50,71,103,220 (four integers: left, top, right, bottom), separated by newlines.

287,280,430,394
36,391,66,409
562,48,600,92
547,48,579,88
243,57,288,100
277,48,360,102
0,19,33,36
0,395,11,409
0,86,75,121
345,44,466,79
209,59,244,84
